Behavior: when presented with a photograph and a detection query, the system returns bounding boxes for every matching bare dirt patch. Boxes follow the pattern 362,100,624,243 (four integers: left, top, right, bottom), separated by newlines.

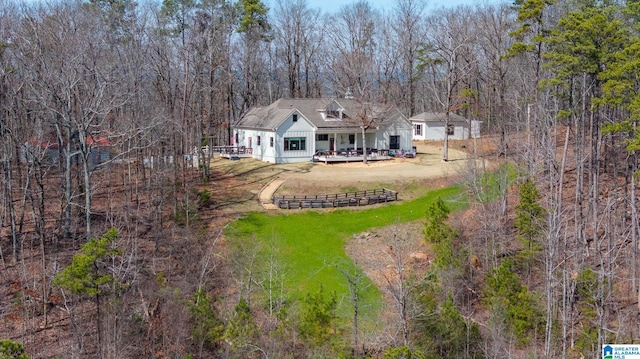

345,222,432,291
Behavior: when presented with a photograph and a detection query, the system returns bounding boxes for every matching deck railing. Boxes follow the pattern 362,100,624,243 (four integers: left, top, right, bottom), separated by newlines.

209,145,250,154
272,188,398,209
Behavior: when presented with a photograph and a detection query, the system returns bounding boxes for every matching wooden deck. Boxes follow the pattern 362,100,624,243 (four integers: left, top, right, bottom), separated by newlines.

272,188,398,209
312,149,391,164
209,146,253,160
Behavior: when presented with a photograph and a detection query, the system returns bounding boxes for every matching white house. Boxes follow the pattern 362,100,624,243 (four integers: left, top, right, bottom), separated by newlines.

233,98,413,164
410,112,481,141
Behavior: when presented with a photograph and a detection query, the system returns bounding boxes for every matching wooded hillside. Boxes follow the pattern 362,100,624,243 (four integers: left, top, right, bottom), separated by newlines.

2,0,640,358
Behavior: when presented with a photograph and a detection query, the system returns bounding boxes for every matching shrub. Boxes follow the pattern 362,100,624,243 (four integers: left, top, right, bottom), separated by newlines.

0,339,29,359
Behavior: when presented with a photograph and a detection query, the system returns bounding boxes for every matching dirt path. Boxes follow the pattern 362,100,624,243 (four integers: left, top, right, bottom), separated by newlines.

258,178,285,209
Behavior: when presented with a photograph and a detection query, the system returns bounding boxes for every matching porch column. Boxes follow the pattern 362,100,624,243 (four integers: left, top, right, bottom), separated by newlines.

354,132,358,152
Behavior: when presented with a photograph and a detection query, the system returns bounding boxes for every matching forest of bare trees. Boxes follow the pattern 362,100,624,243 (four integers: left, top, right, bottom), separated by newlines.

3,0,640,357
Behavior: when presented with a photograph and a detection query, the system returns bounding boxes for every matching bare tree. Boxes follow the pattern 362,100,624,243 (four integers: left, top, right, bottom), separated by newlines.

272,0,324,99
420,6,477,162
335,261,370,355
390,0,426,115
17,2,134,241
380,224,421,347
325,1,379,98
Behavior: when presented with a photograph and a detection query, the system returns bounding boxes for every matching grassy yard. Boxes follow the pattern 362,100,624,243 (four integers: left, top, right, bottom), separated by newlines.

225,185,466,325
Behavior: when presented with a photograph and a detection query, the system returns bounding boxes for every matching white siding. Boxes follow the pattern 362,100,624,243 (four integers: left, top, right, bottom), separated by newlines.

412,120,470,141
336,133,353,151
236,111,316,163
471,120,482,139
413,123,426,141
315,133,331,152
274,112,316,163
378,120,413,151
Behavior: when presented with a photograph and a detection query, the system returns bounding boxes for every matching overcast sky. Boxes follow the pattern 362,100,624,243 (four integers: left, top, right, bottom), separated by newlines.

267,0,508,14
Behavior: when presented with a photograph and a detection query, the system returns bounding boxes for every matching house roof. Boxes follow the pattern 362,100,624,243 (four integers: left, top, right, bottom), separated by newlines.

238,98,407,131
86,136,110,146
409,112,469,123
24,138,59,149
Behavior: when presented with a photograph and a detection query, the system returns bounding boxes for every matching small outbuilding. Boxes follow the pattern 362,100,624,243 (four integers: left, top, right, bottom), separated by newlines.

20,138,59,164
410,112,481,141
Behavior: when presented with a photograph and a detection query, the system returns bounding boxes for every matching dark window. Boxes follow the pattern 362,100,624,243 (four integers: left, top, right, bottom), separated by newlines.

270,137,274,147
293,114,298,122
316,134,329,141
447,124,454,136
284,137,306,151
349,134,355,144
414,124,422,136
390,135,400,150
257,136,261,145
327,110,340,118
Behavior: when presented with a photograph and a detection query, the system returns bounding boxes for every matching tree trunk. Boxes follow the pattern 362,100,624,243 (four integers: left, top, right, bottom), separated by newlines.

361,126,367,165
443,112,450,162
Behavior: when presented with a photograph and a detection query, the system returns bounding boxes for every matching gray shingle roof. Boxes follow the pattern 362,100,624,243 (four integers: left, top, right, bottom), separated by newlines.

238,98,406,130
409,112,469,123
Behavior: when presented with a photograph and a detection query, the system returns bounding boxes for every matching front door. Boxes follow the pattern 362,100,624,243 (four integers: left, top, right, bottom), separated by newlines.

329,137,335,152
390,135,400,150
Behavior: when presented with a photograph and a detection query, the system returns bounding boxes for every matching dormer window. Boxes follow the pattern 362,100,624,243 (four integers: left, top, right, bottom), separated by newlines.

293,114,298,122
321,101,348,121
327,110,340,118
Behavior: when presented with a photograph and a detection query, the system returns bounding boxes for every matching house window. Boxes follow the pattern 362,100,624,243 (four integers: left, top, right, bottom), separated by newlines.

327,110,340,118
284,137,306,151
293,114,298,122
414,124,422,136
447,124,454,136
390,135,400,150
316,134,329,141
270,137,274,147
257,136,261,145
349,134,355,145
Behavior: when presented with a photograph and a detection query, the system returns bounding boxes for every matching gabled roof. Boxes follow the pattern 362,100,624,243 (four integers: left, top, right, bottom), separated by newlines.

237,98,405,131
409,112,469,123
238,100,299,130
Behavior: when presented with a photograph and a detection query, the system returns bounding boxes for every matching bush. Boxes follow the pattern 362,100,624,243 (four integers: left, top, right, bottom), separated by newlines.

0,339,30,359
197,189,212,208
383,346,426,359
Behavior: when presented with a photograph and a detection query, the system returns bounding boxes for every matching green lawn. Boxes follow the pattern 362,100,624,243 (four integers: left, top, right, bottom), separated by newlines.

225,185,466,323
